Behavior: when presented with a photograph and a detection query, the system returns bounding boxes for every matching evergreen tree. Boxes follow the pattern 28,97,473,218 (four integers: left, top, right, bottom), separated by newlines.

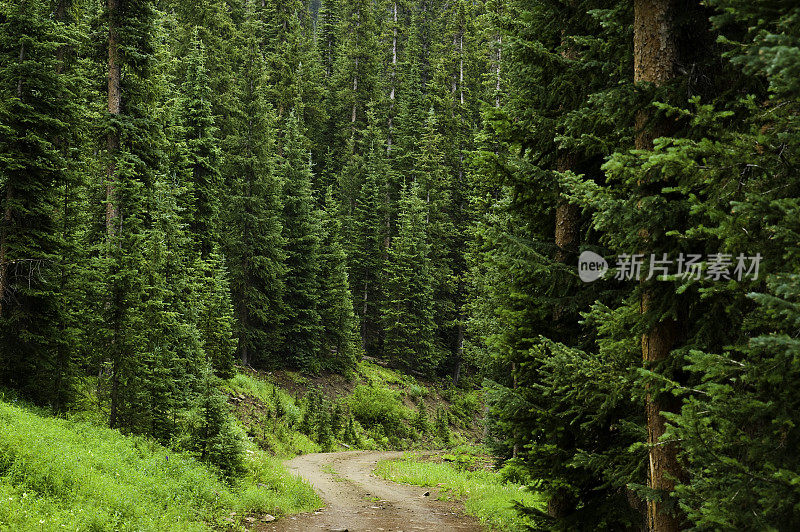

99,0,172,432
663,3,800,528
414,107,456,371
330,0,380,163
179,29,223,257
0,0,76,408
382,180,436,374
223,3,286,368
195,249,237,379
278,112,323,371
318,186,359,371
348,119,388,356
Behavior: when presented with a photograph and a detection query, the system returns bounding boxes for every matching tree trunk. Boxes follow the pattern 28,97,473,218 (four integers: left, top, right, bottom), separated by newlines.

453,320,464,385
362,279,369,350
107,0,121,429
549,39,581,513
388,2,397,150
107,0,121,236
511,361,519,458
459,33,464,106
240,328,249,366
634,1,682,530
554,152,580,266
495,36,501,109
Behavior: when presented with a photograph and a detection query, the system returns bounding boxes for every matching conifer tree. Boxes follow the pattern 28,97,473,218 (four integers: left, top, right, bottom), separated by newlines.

259,0,327,151
414,107,456,370
195,249,237,379
471,1,650,528
662,3,800,528
100,0,173,432
330,0,380,161
223,3,286,368
349,120,389,355
180,29,222,257
0,0,75,407
318,186,359,371
382,180,436,374
278,112,323,371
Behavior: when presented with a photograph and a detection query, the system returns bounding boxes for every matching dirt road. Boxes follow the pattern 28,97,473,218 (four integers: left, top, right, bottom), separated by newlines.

259,451,485,532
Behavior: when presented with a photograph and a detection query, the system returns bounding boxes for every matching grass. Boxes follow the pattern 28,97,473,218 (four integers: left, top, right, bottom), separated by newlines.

374,453,544,531
227,366,481,454
223,373,320,457
0,399,321,531
356,360,415,387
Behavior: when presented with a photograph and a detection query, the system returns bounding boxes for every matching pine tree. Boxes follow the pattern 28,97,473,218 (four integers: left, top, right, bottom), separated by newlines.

195,249,237,379
259,0,327,156
318,186,359,371
414,107,456,372
100,0,175,432
348,119,388,356
330,0,380,163
278,112,323,371
471,1,652,528
223,3,286,368
0,0,76,408
179,29,223,257
382,180,436,374
662,3,800,528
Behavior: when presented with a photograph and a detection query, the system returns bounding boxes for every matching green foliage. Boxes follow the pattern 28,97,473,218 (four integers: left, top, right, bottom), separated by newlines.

318,186,360,371
0,0,77,411
382,180,437,374
278,112,323,371
347,384,410,435
179,373,245,478
223,5,286,367
412,399,430,435
434,405,451,446
194,250,237,379
0,399,319,530
222,373,316,457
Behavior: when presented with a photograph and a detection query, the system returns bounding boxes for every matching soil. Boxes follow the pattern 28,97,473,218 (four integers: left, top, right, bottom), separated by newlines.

257,451,486,532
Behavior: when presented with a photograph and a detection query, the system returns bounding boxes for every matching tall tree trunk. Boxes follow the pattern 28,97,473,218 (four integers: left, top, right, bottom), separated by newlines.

511,361,519,457
107,0,121,429
634,1,682,530
452,320,464,385
388,1,397,150
362,279,369,350
459,33,464,106
495,36,501,109
548,35,581,513
107,0,121,236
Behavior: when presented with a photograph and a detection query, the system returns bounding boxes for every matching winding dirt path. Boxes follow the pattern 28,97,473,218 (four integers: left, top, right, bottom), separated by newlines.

259,451,485,532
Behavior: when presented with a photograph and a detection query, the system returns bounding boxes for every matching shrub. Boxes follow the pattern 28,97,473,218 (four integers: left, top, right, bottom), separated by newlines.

347,385,410,435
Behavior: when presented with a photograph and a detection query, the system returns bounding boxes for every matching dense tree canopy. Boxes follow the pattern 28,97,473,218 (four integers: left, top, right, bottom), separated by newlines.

0,0,798,528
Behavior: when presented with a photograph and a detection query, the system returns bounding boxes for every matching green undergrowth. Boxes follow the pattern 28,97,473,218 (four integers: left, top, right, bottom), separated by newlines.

226,362,483,453
223,373,320,456
374,448,544,531
0,400,320,531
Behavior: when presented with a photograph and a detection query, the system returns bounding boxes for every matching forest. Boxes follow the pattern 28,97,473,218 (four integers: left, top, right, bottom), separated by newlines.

0,0,799,530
